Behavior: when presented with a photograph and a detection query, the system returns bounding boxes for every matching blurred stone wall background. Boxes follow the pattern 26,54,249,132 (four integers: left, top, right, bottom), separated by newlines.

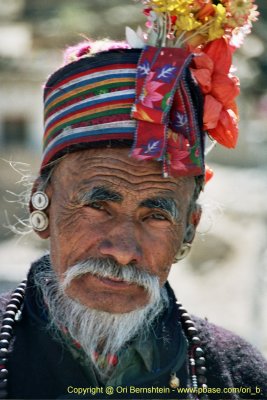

0,0,267,356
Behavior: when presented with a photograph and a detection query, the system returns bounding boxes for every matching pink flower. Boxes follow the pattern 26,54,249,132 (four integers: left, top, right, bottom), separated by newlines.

142,72,164,108
168,151,189,172
167,130,189,172
131,148,154,160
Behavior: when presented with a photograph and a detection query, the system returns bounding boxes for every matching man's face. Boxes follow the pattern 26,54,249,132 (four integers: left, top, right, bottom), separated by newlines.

43,147,197,314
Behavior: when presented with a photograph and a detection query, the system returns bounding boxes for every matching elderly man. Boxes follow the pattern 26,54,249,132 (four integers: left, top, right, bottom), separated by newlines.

0,2,267,398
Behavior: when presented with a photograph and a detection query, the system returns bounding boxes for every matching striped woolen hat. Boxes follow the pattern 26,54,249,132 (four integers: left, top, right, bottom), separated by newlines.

42,41,205,177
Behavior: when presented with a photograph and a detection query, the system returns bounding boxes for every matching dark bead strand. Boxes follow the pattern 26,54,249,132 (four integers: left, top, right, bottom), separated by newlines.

0,333,11,341
8,299,21,307
176,302,209,400
5,305,18,311
0,280,27,399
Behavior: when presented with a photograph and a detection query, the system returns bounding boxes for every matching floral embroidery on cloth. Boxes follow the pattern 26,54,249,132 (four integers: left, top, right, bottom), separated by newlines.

131,45,204,176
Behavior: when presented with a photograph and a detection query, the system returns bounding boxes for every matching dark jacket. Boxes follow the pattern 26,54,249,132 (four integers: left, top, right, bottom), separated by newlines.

1,258,267,400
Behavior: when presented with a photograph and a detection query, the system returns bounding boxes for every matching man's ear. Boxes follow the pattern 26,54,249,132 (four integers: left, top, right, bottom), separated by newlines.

184,204,202,244
29,179,52,239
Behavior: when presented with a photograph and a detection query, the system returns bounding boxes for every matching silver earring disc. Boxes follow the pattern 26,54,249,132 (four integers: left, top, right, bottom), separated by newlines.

30,211,49,231
31,191,49,210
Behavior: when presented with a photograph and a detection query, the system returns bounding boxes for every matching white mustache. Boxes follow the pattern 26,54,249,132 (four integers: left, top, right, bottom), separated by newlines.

62,258,160,301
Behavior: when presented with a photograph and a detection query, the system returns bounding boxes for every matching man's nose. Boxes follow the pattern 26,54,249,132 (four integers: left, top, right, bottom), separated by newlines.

98,223,142,266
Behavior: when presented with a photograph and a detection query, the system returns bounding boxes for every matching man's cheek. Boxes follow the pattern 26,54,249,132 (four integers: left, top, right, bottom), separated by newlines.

148,228,182,282
51,206,84,235
154,224,183,255
49,211,87,261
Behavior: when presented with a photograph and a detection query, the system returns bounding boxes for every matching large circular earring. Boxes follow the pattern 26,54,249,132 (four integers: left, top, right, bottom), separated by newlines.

174,243,191,263
31,191,49,210
30,210,49,232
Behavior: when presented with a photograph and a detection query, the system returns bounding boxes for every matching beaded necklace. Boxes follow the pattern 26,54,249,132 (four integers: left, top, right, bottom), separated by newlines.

0,280,27,399
0,281,209,399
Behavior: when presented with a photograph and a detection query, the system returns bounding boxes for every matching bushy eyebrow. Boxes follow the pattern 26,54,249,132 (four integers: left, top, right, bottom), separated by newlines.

139,197,179,220
78,186,179,220
78,186,123,204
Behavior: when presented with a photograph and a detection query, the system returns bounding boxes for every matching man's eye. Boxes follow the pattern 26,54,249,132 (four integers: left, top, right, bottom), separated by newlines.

89,202,105,210
149,213,168,221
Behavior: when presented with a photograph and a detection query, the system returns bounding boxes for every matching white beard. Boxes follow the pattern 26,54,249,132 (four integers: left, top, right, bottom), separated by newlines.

34,258,169,376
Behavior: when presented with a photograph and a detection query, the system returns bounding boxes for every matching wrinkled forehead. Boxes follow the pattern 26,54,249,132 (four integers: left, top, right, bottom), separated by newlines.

50,147,196,201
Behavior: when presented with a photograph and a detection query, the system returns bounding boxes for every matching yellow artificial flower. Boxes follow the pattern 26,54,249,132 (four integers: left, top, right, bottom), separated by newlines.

215,4,227,25
147,0,193,15
208,24,225,41
176,14,202,31
208,4,226,41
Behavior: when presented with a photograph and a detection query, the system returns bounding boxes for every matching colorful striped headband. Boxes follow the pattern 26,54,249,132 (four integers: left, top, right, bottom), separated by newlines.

42,46,205,177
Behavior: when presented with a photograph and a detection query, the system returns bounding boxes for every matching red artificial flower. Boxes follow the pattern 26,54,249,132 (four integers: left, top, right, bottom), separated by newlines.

191,53,213,93
143,8,152,16
190,37,239,148
211,73,240,108
171,15,177,25
209,108,238,148
205,164,214,183
204,36,233,74
196,3,215,22
203,95,222,130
